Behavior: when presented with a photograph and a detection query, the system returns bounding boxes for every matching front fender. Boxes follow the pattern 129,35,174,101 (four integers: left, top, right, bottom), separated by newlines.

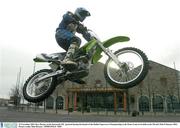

92,36,130,63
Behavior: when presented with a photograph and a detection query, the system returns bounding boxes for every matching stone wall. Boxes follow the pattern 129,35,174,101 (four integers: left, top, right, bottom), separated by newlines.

52,61,180,112
128,61,180,111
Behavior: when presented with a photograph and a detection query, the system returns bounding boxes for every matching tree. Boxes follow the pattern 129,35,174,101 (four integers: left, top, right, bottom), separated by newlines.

9,84,22,106
9,67,24,106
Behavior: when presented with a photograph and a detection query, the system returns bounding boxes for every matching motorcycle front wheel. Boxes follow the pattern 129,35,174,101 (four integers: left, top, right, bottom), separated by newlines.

104,47,149,89
23,69,57,103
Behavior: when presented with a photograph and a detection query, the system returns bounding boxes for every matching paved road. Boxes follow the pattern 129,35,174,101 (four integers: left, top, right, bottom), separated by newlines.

0,108,180,122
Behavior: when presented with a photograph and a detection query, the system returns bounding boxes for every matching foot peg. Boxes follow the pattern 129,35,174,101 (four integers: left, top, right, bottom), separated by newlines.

61,63,78,71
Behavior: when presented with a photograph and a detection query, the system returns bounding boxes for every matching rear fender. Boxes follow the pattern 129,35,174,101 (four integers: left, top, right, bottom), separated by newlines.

33,52,66,62
92,36,130,63
33,54,49,62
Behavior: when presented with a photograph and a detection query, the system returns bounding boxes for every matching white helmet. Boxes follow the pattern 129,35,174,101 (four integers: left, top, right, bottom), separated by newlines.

74,7,91,22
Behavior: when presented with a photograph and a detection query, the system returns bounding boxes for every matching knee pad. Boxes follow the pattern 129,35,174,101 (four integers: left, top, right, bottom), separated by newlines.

70,36,81,46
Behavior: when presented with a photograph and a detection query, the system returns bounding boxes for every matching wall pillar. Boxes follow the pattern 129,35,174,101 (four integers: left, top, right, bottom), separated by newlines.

65,95,69,110
74,92,77,111
53,97,56,110
114,92,117,114
123,91,127,112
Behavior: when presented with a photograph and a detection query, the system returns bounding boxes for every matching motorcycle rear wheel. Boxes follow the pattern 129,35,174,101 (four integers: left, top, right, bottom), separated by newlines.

23,69,57,103
104,47,149,89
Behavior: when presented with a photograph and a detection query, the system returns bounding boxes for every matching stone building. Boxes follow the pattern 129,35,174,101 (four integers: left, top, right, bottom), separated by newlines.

0,98,9,107
45,61,180,114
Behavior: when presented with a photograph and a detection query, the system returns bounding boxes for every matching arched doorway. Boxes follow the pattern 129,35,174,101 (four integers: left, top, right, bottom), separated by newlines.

56,96,64,109
139,96,150,112
166,95,178,112
46,96,54,109
152,95,163,112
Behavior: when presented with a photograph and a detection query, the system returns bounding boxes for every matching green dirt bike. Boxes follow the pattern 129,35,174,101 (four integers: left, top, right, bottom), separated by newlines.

23,30,149,103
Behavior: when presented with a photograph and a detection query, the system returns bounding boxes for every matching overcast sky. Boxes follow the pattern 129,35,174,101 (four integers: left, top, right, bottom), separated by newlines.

0,0,180,98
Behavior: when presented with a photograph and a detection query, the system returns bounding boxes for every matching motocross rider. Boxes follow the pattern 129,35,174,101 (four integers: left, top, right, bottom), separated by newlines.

55,7,91,69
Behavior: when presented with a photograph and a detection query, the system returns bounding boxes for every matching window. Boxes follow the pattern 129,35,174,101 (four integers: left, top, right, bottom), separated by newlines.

166,95,178,112
46,96,54,109
37,101,43,106
130,95,135,103
80,92,114,111
95,80,102,87
152,95,163,112
139,96,150,112
117,94,123,111
160,77,167,87
56,96,64,109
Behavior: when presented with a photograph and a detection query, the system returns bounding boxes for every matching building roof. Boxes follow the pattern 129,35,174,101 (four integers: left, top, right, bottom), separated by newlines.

149,60,179,72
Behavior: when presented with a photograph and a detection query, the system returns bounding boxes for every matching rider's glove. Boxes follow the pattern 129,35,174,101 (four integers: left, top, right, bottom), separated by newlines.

83,31,92,41
77,23,87,33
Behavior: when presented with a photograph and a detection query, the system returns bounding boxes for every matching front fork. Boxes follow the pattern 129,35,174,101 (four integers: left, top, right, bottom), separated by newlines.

97,41,124,68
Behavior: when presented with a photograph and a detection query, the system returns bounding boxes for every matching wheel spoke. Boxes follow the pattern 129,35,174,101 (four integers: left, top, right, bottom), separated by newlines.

26,72,52,98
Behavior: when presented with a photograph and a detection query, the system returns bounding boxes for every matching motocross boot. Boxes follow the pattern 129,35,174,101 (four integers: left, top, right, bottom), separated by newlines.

62,42,79,70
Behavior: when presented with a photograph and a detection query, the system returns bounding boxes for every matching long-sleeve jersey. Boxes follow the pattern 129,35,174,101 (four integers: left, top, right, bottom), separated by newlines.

56,11,91,41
